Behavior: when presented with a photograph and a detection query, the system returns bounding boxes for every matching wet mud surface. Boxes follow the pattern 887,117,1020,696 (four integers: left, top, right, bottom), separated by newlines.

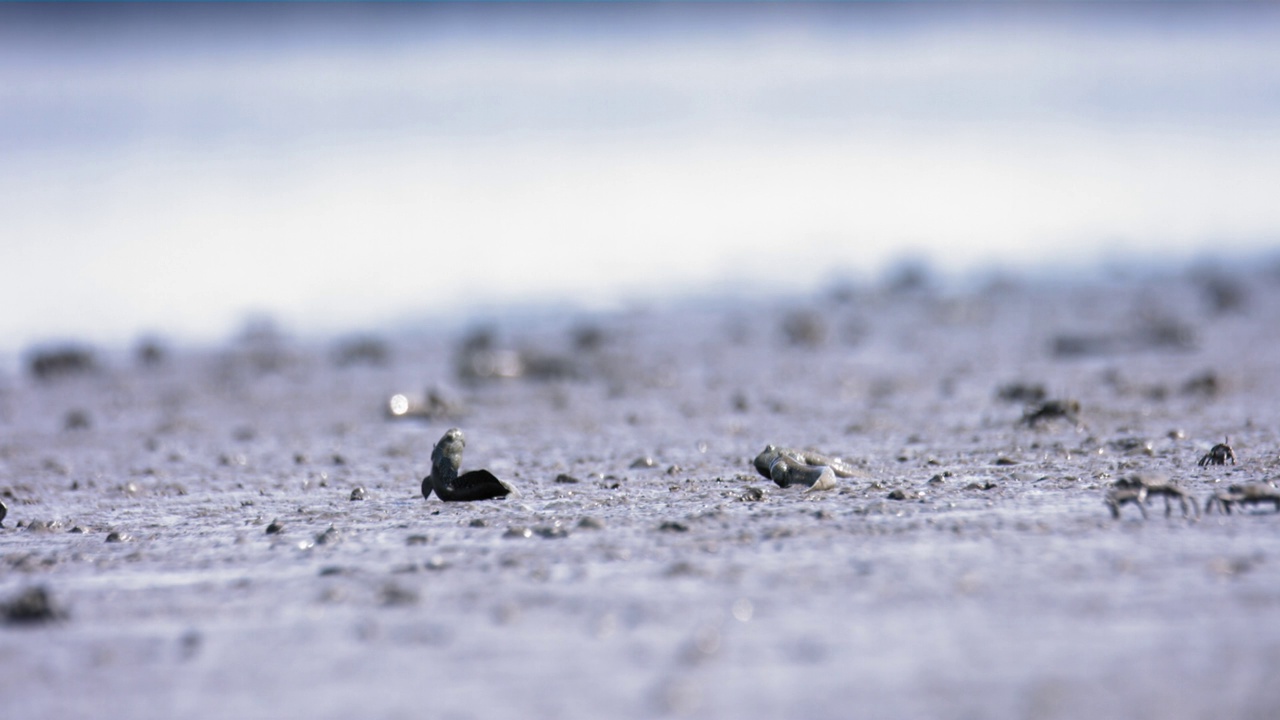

3,268,1280,719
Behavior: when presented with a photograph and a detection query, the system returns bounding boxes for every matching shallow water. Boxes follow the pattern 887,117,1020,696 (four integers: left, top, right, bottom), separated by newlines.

3,269,1280,719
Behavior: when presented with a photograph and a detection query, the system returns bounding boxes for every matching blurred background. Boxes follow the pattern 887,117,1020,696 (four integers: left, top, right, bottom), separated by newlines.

2,2,1278,353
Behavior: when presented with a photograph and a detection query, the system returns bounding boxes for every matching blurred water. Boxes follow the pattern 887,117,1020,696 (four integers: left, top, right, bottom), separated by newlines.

2,3,1279,352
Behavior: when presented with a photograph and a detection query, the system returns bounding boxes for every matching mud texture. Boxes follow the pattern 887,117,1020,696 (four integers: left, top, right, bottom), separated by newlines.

3,267,1280,719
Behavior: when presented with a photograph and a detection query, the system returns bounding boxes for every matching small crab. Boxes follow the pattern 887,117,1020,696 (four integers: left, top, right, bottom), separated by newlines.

1021,399,1081,428
1204,482,1280,515
1198,437,1237,467
1105,486,1148,520
1110,474,1198,518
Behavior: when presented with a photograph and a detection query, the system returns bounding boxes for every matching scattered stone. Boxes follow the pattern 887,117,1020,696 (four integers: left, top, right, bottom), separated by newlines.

534,525,569,539
27,345,96,381
134,337,168,367
577,517,605,530
887,489,923,501
965,481,998,491
781,310,827,347
1021,399,1081,427
405,534,430,546
314,525,341,545
739,487,766,502
265,520,284,535
63,410,91,431
658,521,689,533
996,382,1047,404
379,583,419,607
1181,371,1220,398
469,519,489,528
3,586,65,625
630,457,656,469
554,473,581,484
349,487,366,501
993,457,1018,466
331,335,389,367
105,531,131,543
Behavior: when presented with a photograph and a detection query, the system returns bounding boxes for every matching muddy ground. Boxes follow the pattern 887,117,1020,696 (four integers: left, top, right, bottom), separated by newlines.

2,266,1279,719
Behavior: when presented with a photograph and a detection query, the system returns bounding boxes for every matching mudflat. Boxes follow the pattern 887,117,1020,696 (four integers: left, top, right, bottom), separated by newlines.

2,267,1279,719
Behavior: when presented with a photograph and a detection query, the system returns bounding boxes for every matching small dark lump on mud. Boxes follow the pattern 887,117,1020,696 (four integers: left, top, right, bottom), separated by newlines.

3,586,66,625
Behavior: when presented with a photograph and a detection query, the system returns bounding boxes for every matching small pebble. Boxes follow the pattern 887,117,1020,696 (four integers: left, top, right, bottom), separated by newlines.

554,473,581,484
534,525,569,539
659,521,690,533
405,534,430,546
504,527,533,539
887,489,923,501
577,517,605,530
739,487,766,502
630,457,656,469
314,525,341,545
265,520,284,534
105,531,131,543
469,518,489,528
3,586,65,625
350,487,366,501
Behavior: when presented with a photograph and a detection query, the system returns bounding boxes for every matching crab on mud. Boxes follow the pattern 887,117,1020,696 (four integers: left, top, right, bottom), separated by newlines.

1198,438,1237,467
1204,483,1280,515
1021,399,1081,428
1107,474,1198,519
1106,486,1149,519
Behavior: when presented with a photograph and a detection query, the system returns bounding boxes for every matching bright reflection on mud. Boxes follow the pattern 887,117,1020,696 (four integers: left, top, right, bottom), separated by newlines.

387,394,409,417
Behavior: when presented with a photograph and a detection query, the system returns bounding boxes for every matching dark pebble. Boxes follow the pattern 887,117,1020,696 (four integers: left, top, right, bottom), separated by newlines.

469,518,489,528
3,586,65,625
887,489,923,501
630,457,656,469
554,473,581,484
405,534,430,546
314,525,340,545
349,487,366,501
105,531,131,542
503,527,533,539
534,525,569,539
0,498,7,526
27,345,96,381
658,521,690,533
739,487,766,502
577,517,605,530
63,410,91,431
265,520,284,534
380,583,419,607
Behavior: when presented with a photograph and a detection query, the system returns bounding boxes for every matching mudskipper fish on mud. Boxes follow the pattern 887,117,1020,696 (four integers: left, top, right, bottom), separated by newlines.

752,445,860,492
423,428,516,501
